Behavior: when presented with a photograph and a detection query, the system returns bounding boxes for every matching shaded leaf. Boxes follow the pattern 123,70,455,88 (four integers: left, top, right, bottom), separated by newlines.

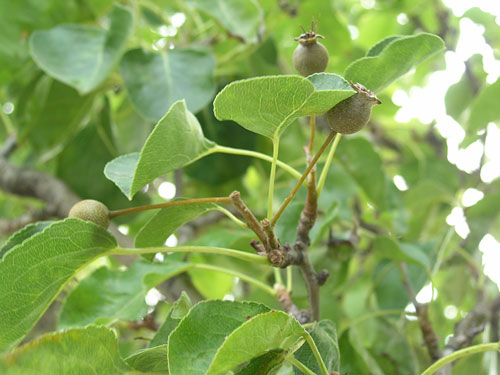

294,320,340,374
373,236,430,269
30,4,133,94
235,349,286,375
207,311,306,374
465,192,500,251
467,78,500,133
150,292,192,348
445,74,476,121
120,48,215,121
213,74,355,139
0,219,116,353
59,260,191,328
168,300,270,375
3,326,130,374
105,100,217,199
126,344,169,372
345,33,444,92
186,0,262,43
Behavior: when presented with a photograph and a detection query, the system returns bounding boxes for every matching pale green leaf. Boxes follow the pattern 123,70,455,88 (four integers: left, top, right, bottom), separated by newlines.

2,326,130,374
30,4,133,94
345,33,445,92
126,344,169,372
294,320,340,374
120,48,215,121
59,260,191,328
0,219,116,353
213,74,355,139
105,100,217,199
467,78,500,132
187,0,262,43
207,311,306,374
373,236,430,269
167,300,270,375
0,221,52,259
150,292,192,348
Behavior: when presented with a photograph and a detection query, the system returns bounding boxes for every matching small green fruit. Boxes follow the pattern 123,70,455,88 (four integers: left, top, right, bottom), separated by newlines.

68,199,110,229
327,82,381,134
292,29,329,77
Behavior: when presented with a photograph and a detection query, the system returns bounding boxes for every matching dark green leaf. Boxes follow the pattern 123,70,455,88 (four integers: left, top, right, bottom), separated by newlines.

120,48,216,121
168,300,270,375
30,4,133,94
235,349,286,375
0,221,52,259
0,219,116,353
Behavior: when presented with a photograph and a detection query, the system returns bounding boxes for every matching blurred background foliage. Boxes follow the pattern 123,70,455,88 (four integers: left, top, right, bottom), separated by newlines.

1,0,500,373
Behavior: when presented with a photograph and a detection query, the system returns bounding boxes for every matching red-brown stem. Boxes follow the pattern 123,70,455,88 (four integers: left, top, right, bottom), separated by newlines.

109,197,231,218
270,131,337,227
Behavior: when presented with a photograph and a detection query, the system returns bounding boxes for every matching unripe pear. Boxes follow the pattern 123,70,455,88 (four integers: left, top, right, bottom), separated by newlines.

327,82,381,134
68,199,110,229
293,28,329,77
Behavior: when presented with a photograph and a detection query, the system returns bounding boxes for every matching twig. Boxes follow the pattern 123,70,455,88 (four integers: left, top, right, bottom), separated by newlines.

229,191,269,250
275,284,310,324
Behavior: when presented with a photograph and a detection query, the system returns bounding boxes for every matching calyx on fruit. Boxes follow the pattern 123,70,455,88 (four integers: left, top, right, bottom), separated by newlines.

292,25,329,77
68,199,110,229
326,82,381,134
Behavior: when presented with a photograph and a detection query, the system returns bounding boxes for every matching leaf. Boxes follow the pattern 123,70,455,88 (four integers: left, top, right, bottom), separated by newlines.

0,218,116,353
373,236,430,269
0,221,52,259
294,320,340,374
445,74,476,121
467,78,500,132
207,311,306,374
150,292,192,348
120,48,216,121
30,4,133,94
126,344,169,372
234,349,286,375
345,33,445,92
465,192,500,251
135,202,220,248
59,260,191,328
167,300,270,375
105,100,217,199
366,36,403,57
2,326,130,374
337,137,387,210
213,74,355,139
186,0,262,43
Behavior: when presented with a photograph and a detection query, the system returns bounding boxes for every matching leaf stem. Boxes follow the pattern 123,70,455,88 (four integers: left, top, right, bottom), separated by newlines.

268,135,280,220
421,342,500,375
0,106,15,135
304,331,329,375
213,206,247,229
214,145,304,182
190,263,275,296
271,132,337,227
286,267,293,292
274,268,284,286
287,356,317,375
113,246,269,265
109,197,231,218
308,116,316,154
317,133,342,197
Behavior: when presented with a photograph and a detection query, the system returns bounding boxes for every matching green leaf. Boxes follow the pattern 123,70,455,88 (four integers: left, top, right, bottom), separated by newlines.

0,221,52,259
120,48,216,121
345,33,445,92
337,137,387,210
0,219,116,353
467,78,500,132
294,320,340,374
135,202,220,248
445,74,476,121
465,193,500,251
167,300,270,375
213,74,355,139
126,344,169,372
235,349,286,375
186,0,262,43
105,100,217,199
2,326,130,374
59,260,191,328
373,236,430,269
30,4,133,94
366,36,404,57
150,292,192,348
207,311,306,374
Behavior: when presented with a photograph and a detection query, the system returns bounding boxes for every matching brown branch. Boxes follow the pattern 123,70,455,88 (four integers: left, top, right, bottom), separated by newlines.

229,191,269,250
274,284,310,324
